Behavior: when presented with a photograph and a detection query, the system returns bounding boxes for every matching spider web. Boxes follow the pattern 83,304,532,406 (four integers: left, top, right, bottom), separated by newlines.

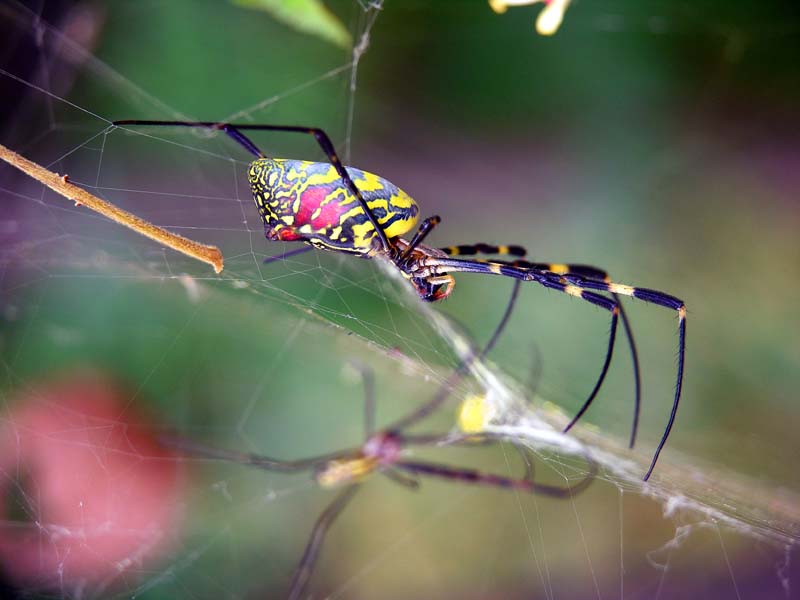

1,1,799,598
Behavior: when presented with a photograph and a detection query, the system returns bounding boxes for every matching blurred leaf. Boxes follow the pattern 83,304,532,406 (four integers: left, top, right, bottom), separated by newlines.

232,0,352,49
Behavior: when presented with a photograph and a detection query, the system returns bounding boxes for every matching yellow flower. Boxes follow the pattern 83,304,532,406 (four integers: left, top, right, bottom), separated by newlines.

488,0,572,36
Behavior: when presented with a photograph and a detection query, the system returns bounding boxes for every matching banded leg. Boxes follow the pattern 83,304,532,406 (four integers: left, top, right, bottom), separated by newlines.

419,256,683,480
512,262,642,448
437,251,642,448
555,273,685,480
440,243,527,259
111,120,392,253
421,256,623,442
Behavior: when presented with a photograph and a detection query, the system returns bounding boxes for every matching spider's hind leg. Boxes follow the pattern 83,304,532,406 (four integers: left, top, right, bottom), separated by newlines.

510,262,643,449
555,273,686,480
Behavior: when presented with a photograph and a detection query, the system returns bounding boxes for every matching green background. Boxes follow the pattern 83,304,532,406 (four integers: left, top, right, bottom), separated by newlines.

2,0,799,598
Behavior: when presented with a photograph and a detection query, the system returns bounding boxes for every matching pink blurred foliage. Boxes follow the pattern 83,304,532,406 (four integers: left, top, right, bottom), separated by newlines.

0,371,186,594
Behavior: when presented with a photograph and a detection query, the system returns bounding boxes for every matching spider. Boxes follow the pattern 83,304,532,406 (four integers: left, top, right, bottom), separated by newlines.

113,119,685,480
164,355,597,600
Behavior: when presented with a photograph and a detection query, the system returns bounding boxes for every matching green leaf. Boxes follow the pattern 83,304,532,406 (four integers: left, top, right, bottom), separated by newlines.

232,0,352,49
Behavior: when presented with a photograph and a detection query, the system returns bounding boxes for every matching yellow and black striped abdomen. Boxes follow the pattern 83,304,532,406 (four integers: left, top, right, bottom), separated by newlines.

249,158,419,254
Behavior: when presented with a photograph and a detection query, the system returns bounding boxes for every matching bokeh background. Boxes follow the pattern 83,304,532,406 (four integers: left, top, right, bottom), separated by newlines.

1,0,799,598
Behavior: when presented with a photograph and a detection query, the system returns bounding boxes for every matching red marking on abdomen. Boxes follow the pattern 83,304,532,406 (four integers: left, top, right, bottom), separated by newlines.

297,185,349,232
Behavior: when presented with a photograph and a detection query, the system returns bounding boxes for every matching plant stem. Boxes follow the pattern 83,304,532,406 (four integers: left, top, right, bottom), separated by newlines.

1,143,224,274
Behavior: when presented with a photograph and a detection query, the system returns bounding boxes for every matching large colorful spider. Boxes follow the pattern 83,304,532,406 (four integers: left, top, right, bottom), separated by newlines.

113,119,686,481
165,356,597,600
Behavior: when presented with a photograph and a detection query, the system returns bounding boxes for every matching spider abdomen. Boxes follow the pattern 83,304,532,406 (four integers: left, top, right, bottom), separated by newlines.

249,158,419,254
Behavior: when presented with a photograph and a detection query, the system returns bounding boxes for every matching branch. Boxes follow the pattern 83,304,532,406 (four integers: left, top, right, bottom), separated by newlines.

0,143,224,274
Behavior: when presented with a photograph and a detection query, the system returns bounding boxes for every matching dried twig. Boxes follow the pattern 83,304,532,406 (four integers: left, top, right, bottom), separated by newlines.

0,143,224,273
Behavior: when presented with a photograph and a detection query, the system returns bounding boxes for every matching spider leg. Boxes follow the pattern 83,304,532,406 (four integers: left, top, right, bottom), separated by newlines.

510,262,642,449
158,435,355,473
399,429,597,494
386,275,523,432
288,484,361,600
383,468,421,489
262,245,314,265
440,243,527,259
483,279,522,357
111,120,392,253
514,440,536,482
553,273,685,480
398,215,442,263
421,257,622,438
509,439,598,497
163,436,365,597
345,360,378,438
418,256,682,480
526,341,544,403
538,279,620,439
395,449,596,499
437,251,642,448
113,119,266,158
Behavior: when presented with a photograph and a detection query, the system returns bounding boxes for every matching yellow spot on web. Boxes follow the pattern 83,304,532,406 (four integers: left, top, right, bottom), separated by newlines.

458,394,491,433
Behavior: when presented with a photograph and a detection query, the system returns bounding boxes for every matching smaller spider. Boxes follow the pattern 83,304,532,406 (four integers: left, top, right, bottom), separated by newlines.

165,357,596,600
113,119,685,480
